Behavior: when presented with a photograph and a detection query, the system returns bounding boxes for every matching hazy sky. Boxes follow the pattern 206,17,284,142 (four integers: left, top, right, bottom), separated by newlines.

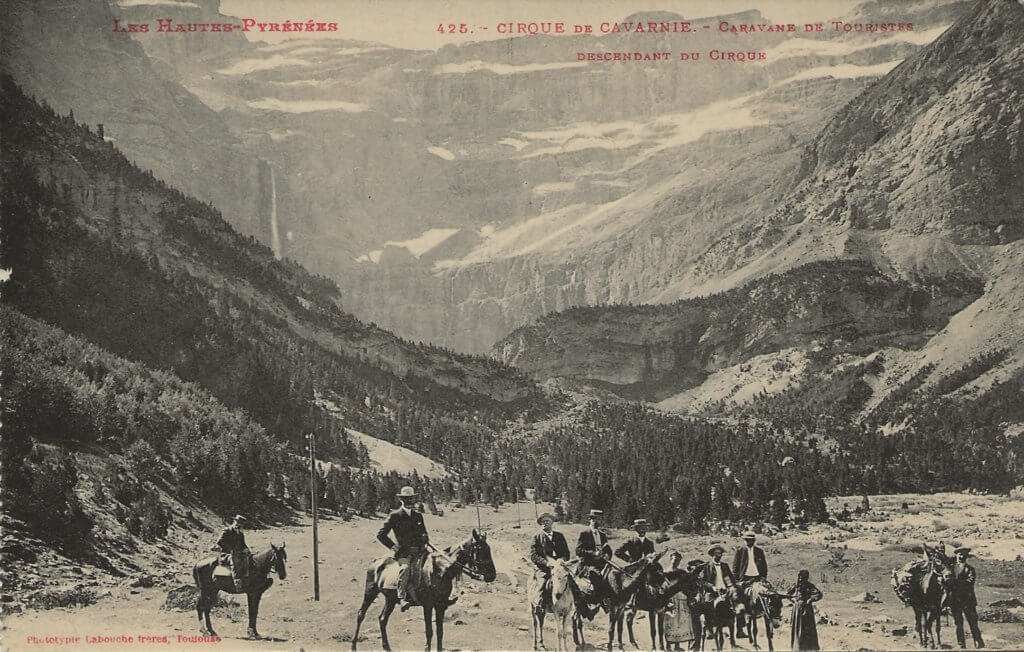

220,0,862,50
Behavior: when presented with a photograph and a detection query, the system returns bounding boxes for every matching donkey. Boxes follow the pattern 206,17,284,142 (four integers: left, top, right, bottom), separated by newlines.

892,542,956,649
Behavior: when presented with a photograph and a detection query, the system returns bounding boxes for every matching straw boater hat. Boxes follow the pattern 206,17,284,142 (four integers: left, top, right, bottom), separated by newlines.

397,486,417,498
633,519,648,527
233,515,247,523
954,546,972,556
537,512,555,525
708,544,726,556
588,509,603,518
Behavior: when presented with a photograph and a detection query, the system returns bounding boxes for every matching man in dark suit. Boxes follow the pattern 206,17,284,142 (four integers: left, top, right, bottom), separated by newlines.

576,509,613,610
732,530,769,636
616,518,656,563
216,515,251,591
700,545,735,598
530,512,571,609
949,546,984,649
377,486,433,608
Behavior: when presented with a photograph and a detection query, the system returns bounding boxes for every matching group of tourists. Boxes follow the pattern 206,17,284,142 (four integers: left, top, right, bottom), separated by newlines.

207,492,986,650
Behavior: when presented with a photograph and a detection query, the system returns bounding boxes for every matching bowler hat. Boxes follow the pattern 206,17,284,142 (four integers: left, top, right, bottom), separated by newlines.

742,530,757,539
397,486,418,498
537,512,555,525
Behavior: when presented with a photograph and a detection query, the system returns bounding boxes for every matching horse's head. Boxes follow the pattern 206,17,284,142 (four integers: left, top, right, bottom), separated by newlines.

270,542,287,580
923,542,955,589
456,529,496,583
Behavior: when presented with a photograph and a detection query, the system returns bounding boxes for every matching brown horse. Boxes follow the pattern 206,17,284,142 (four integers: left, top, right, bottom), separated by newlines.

623,553,704,650
192,543,288,639
352,530,496,651
573,551,667,651
733,579,785,651
891,542,955,649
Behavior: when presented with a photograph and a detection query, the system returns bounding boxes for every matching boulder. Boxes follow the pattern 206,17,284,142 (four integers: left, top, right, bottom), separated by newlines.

848,591,881,603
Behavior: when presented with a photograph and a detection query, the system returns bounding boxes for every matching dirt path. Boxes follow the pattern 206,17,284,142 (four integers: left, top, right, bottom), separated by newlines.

7,495,1024,650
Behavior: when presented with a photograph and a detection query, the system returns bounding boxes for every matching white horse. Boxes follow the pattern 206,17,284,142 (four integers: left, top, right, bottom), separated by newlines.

530,561,578,651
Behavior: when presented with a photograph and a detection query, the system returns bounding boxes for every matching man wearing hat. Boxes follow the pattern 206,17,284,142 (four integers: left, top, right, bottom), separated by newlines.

949,546,984,649
616,518,656,563
216,515,251,591
732,531,768,636
700,544,735,595
576,509,614,607
530,512,571,609
377,486,432,608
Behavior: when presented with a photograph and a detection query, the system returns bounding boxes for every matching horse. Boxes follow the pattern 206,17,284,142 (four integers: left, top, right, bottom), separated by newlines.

733,579,785,651
352,529,496,651
696,585,736,651
529,560,578,651
623,553,704,650
572,551,667,651
891,542,955,649
192,542,288,640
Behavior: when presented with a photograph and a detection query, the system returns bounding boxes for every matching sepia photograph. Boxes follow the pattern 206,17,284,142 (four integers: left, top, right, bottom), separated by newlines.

1,0,1023,650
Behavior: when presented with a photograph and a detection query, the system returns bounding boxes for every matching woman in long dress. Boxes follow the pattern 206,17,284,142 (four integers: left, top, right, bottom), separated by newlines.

787,569,823,651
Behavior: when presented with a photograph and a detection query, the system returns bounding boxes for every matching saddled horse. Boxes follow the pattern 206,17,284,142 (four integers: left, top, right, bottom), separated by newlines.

192,542,288,639
623,553,704,650
529,560,578,651
573,552,667,651
733,579,785,651
892,542,955,649
352,529,496,651
696,585,736,651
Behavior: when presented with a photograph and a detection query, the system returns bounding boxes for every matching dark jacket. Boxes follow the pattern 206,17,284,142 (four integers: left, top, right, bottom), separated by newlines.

530,531,571,572
216,525,248,552
950,562,978,608
733,545,768,578
615,536,655,563
700,560,735,589
576,529,612,568
377,507,429,556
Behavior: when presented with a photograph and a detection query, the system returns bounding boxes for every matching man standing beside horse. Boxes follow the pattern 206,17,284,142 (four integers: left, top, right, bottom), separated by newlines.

733,530,768,636
216,515,252,591
950,546,985,649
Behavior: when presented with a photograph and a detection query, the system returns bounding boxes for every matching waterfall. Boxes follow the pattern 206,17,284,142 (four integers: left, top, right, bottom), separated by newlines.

269,166,282,259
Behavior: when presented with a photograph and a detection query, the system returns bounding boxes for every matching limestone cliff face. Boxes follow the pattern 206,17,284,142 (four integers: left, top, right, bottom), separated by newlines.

492,261,982,399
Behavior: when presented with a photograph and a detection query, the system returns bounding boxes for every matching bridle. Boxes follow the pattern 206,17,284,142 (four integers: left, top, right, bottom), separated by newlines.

439,538,488,581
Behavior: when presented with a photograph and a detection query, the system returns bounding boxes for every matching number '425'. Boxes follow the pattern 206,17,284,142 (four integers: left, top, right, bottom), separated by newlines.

437,23,469,34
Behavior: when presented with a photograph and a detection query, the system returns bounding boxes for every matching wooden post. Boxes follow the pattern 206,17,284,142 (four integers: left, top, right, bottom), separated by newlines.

476,502,481,531
307,432,320,601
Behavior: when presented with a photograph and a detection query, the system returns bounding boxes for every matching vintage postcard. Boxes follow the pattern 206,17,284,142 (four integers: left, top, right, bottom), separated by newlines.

2,0,1023,650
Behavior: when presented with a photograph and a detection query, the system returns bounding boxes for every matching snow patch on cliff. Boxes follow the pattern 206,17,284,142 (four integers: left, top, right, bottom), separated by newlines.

248,98,368,113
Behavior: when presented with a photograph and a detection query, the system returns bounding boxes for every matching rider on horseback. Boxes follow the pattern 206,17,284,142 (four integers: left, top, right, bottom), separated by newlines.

575,509,613,613
615,519,655,563
216,515,252,591
529,512,571,610
733,530,769,636
376,486,456,611
700,545,736,603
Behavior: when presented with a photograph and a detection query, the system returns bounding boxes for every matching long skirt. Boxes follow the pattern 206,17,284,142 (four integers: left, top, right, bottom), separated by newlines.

791,602,819,651
664,594,696,646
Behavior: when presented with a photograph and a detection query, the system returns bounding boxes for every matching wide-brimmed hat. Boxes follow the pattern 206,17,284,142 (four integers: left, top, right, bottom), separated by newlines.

588,509,604,518
708,544,726,555
233,515,247,523
954,547,972,555
742,530,757,539
397,486,418,498
633,519,648,527
537,512,555,525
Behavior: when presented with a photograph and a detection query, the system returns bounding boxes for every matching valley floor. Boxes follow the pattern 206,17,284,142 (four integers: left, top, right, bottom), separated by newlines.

6,494,1024,651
